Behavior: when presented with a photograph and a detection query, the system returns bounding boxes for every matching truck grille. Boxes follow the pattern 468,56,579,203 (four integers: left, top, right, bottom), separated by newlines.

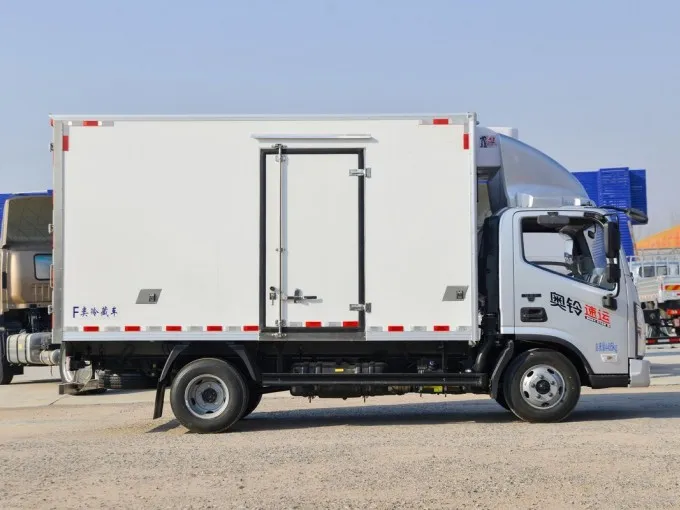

32,283,52,303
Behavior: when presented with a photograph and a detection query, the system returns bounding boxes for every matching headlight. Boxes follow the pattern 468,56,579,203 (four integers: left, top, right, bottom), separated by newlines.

634,303,646,358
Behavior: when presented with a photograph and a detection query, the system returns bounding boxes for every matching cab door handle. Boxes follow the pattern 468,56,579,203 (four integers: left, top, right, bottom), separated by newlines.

521,307,547,323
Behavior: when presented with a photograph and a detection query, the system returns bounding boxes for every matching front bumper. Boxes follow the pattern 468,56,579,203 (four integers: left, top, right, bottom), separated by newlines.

629,359,651,388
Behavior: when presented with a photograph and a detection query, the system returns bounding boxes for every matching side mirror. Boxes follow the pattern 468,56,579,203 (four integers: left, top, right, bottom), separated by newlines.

605,264,621,284
604,222,621,283
604,221,620,259
626,208,648,225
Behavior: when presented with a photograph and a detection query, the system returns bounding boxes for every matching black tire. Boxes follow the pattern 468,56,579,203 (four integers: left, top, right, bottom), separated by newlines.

170,358,250,433
494,387,510,411
0,358,13,385
0,329,12,385
502,349,581,423
240,389,263,420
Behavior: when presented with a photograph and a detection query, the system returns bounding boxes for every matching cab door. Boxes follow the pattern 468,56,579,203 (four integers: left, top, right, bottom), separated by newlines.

512,211,629,375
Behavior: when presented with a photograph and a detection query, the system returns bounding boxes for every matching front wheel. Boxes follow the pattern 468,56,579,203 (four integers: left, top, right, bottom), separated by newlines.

502,349,581,423
170,358,250,433
493,388,510,411
0,329,13,385
0,357,13,385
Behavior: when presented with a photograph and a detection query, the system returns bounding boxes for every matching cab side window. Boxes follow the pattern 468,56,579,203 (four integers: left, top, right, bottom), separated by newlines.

521,217,616,291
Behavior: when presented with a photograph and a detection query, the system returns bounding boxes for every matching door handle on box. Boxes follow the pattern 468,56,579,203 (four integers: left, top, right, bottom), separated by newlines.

286,289,317,303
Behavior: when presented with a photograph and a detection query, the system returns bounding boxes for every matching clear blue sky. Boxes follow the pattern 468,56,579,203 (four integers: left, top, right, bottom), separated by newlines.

1,0,678,236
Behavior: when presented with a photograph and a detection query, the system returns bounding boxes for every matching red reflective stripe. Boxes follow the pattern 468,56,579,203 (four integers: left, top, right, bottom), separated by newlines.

124,325,141,332
242,325,259,332
463,133,470,150
433,325,450,332
206,325,223,332
388,325,404,332
82,120,100,127
432,118,449,125
671,338,680,344
62,135,69,151
647,339,657,345
342,321,359,328
83,326,99,332
305,321,322,328
165,325,182,332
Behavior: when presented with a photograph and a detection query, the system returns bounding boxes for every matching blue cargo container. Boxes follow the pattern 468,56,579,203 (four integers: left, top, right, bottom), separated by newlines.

572,167,647,256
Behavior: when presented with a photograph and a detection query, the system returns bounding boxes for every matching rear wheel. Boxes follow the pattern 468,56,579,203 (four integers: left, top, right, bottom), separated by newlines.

240,389,263,419
503,349,581,423
170,358,250,433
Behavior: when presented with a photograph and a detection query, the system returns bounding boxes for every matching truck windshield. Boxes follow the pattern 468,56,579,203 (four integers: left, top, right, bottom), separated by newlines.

522,217,615,291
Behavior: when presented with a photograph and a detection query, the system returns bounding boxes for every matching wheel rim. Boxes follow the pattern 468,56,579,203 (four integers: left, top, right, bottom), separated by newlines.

184,375,230,419
519,364,566,410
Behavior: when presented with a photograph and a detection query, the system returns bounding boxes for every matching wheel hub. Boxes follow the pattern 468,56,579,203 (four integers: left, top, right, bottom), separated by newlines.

184,375,230,419
520,364,566,410
535,379,551,395
202,388,218,403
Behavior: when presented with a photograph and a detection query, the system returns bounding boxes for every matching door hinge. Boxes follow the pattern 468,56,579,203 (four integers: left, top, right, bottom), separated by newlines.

350,303,372,313
273,143,287,162
349,168,371,178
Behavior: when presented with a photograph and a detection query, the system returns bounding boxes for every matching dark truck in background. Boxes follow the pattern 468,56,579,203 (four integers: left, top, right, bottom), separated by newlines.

0,192,58,383
0,191,156,389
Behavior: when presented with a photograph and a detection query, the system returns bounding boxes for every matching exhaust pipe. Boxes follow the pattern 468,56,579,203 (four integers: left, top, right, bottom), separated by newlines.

39,348,60,366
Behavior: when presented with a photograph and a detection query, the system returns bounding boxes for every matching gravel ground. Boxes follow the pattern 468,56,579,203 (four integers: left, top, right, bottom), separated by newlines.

1,385,680,510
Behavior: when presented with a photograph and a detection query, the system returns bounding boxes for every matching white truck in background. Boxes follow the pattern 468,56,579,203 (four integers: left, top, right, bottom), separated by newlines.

629,255,680,342
50,113,650,433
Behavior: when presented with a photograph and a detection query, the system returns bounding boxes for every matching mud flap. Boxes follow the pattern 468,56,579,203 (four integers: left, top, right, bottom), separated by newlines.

152,344,188,419
490,340,514,399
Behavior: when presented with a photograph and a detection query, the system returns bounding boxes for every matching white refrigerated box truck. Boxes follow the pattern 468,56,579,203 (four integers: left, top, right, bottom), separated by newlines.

50,112,650,433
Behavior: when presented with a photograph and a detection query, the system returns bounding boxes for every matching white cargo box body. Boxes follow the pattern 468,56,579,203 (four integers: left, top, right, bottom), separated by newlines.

52,114,479,342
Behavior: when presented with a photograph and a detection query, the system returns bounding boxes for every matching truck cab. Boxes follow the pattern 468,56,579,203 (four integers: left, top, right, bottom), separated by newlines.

0,192,59,384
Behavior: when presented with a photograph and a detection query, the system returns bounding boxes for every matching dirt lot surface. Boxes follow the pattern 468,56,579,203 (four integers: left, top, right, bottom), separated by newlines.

1,348,680,510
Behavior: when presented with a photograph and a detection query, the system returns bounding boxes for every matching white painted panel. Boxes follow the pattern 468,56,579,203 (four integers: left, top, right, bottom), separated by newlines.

362,123,474,333
265,153,360,327
63,122,262,329
62,117,474,338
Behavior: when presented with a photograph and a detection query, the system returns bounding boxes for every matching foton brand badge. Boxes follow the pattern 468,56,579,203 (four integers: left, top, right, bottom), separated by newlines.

584,304,611,328
479,135,497,148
